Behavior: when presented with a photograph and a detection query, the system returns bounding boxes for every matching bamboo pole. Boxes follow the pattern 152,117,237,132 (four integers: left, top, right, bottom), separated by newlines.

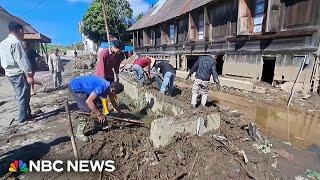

65,101,79,160
100,0,111,50
287,55,307,106
77,111,145,125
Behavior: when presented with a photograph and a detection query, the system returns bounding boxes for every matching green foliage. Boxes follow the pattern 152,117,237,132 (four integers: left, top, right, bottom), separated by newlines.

47,42,82,54
136,13,144,21
81,0,133,44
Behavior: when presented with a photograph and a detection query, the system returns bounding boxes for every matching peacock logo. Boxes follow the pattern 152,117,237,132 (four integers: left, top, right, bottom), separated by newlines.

9,160,28,173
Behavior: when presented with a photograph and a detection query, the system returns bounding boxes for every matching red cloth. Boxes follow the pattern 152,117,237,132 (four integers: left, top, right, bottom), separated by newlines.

134,57,150,68
95,49,124,82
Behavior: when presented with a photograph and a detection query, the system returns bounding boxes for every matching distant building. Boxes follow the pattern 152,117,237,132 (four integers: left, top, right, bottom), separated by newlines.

128,0,320,94
0,6,51,58
79,22,97,54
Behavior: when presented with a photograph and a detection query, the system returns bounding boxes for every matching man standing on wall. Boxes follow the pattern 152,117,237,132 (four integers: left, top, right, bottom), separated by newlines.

95,40,124,82
48,48,64,88
0,22,34,123
186,54,220,107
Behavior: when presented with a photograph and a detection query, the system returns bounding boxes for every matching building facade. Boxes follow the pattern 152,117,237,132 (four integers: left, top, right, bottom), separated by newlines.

128,0,320,94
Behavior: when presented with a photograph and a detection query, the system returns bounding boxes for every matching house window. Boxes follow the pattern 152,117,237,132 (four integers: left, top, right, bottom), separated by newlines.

253,0,265,33
169,24,176,43
198,13,204,40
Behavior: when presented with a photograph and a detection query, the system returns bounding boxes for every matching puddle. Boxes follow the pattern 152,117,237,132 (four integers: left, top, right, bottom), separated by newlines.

174,81,320,150
211,91,320,150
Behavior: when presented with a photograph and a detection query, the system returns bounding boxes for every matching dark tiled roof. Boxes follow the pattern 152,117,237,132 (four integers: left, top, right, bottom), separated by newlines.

128,0,213,31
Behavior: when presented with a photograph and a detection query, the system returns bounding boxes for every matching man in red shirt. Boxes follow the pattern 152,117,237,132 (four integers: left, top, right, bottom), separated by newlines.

132,57,152,85
96,40,124,82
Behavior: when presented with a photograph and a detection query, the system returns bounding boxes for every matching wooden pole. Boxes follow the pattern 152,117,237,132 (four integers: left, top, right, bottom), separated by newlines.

100,0,111,50
77,111,145,125
65,101,79,160
287,55,307,106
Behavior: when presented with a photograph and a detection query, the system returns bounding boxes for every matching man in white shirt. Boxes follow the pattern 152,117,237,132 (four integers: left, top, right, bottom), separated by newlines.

0,22,34,123
48,48,64,88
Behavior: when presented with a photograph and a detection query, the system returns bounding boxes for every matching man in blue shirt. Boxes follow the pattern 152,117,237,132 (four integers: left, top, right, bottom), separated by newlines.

68,75,124,142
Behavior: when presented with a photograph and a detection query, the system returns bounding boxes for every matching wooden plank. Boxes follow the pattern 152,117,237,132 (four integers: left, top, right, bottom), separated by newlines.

237,0,251,35
266,0,280,32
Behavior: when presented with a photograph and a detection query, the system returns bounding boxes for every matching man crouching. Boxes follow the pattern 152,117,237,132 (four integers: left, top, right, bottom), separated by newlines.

68,75,124,142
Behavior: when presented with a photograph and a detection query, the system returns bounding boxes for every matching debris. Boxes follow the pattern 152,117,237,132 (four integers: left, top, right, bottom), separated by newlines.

295,175,307,180
271,159,277,169
188,153,199,178
295,137,304,141
306,169,320,180
196,117,205,136
211,135,230,146
172,171,187,180
278,149,293,161
253,141,272,154
176,150,185,161
237,150,248,164
9,118,15,126
246,122,264,142
283,141,292,146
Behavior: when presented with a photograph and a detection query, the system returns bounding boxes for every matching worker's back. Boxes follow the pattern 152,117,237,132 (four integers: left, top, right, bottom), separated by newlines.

195,55,217,81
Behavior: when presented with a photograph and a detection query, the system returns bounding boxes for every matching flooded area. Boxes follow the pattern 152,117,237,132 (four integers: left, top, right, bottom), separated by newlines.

211,91,320,150
175,81,320,151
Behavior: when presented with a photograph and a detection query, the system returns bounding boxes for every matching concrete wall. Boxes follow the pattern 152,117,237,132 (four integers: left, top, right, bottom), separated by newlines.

119,74,221,148
66,50,95,57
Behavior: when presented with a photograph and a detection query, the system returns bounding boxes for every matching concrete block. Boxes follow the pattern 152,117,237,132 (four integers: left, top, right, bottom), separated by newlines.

219,77,254,92
119,76,140,100
254,86,266,94
150,112,221,148
280,82,303,93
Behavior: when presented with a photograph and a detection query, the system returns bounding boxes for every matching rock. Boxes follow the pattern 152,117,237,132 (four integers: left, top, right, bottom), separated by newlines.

254,86,266,94
280,82,303,93
150,113,221,148
176,150,185,161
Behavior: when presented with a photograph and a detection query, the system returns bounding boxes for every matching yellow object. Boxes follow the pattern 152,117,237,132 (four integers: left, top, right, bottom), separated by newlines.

101,98,109,115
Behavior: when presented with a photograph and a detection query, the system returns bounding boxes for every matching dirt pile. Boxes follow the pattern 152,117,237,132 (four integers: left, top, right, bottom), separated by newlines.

74,54,97,70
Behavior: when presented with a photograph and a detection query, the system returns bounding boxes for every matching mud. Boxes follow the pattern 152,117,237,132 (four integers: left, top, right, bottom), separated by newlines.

1,61,319,179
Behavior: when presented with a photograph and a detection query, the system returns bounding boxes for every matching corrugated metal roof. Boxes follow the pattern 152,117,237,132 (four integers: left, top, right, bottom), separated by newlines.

128,0,214,31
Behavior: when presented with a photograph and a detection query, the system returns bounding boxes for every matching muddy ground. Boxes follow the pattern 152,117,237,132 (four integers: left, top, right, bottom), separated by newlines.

0,58,319,180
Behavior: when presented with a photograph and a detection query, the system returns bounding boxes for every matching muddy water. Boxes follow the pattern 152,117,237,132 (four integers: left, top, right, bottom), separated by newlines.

211,91,320,150
175,81,320,150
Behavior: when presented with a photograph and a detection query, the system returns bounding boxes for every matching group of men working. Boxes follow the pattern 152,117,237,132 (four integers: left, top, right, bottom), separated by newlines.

0,22,65,123
0,22,220,143
131,54,220,107
68,39,220,142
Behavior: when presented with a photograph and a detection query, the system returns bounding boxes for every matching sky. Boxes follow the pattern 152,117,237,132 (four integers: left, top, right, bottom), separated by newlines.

0,0,159,45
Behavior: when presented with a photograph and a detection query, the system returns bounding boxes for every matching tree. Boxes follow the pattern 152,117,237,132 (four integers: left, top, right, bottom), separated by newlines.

136,13,144,22
81,0,133,44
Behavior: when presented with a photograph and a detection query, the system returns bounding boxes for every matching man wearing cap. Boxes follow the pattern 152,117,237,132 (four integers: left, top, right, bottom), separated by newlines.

0,22,34,123
96,40,125,82
132,56,152,85
68,75,124,142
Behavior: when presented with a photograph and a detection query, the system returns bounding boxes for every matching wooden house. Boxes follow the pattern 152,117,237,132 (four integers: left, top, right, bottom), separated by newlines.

128,0,320,94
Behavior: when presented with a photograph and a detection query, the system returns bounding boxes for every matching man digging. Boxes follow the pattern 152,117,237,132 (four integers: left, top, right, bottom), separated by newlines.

68,75,124,142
